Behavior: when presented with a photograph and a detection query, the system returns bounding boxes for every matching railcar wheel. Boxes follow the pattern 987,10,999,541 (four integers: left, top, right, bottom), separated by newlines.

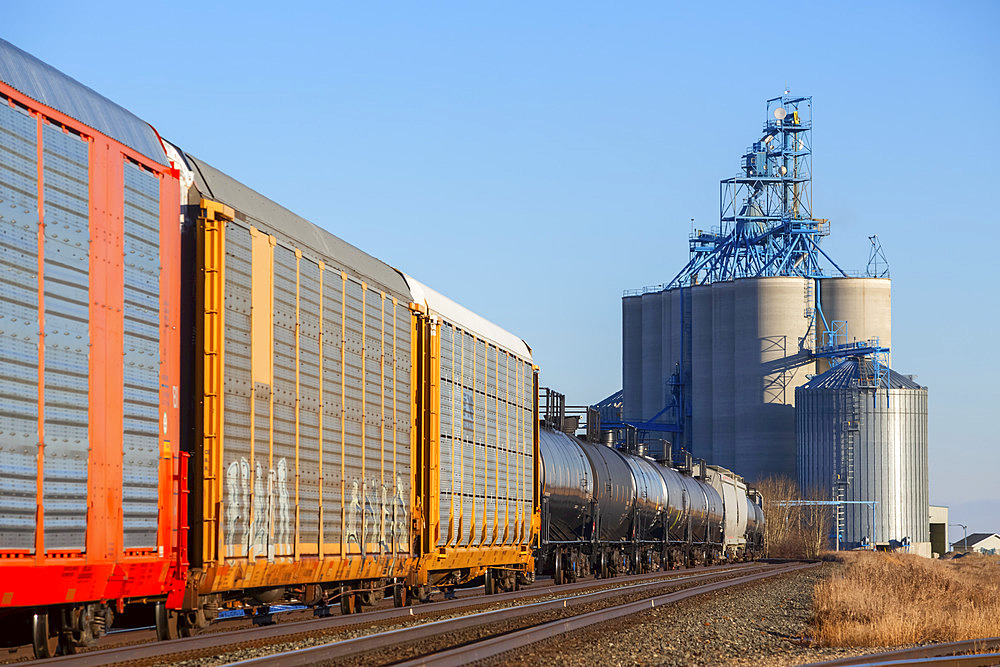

484,568,495,595
393,582,409,607
154,602,179,641
340,583,357,615
599,550,609,579
31,611,59,659
553,550,564,585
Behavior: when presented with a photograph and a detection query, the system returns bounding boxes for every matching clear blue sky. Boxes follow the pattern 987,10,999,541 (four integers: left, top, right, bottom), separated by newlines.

7,1,998,536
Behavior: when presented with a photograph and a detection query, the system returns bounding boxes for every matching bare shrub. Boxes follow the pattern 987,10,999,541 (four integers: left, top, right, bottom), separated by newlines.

756,475,832,559
811,551,1000,646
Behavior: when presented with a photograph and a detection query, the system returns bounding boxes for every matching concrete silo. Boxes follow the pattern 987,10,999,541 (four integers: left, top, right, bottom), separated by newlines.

621,294,643,421
796,360,929,556
818,277,892,371
690,285,714,454
732,277,816,480
710,281,735,467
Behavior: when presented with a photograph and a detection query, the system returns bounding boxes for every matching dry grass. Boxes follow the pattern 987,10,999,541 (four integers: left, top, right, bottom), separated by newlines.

756,475,832,559
811,551,1000,647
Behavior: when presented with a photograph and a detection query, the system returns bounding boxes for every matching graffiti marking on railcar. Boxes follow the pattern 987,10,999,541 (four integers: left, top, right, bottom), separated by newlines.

394,475,409,551
348,480,361,548
226,461,240,555
240,459,251,553
364,478,378,554
226,457,292,558
277,458,290,553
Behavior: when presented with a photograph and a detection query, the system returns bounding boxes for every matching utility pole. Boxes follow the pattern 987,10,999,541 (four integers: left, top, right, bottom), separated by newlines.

949,523,968,552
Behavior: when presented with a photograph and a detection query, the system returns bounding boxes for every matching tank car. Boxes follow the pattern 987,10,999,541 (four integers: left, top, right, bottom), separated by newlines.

538,415,726,584
703,465,766,561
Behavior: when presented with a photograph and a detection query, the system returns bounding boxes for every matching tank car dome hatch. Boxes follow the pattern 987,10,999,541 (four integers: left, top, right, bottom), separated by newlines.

796,358,930,557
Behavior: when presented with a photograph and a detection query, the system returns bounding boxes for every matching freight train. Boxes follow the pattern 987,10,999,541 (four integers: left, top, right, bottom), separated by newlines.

0,38,762,659
536,396,764,583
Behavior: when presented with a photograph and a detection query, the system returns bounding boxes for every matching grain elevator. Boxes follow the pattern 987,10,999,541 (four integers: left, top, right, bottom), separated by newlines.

615,93,929,551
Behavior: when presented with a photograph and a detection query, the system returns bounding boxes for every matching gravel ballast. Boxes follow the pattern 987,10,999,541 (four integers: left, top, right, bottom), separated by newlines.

481,562,899,667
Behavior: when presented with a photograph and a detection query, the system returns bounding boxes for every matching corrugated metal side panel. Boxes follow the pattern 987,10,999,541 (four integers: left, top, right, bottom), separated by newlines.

392,301,413,553
218,223,413,562
798,385,929,549
121,162,161,549
223,225,252,559
343,280,364,551
42,124,89,551
320,268,344,550
438,323,457,546
0,38,168,165
297,258,321,550
362,288,383,550
0,102,39,551
271,245,297,557
437,322,533,549
340,278,411,555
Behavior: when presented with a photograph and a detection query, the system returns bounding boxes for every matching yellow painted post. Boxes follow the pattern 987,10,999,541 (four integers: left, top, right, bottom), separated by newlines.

470,335,477,547
196,199,232,567
429,316,440,553
457,328,465,547
446,325,456,548
492,347,500,547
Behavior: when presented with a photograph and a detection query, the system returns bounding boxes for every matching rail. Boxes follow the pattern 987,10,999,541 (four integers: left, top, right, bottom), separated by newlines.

26,563,762,666
228,562,817,666
801,637,1000,667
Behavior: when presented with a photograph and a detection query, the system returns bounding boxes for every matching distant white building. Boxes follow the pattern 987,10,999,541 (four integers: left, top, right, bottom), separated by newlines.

951,533,1000,555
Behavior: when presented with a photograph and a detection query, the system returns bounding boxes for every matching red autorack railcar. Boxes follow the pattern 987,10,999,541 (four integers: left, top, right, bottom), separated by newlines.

0,40,184,657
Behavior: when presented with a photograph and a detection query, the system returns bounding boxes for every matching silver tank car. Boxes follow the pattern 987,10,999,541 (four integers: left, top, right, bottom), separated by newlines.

539,426,734,581
538,429,596,543
623,455,669,542
577,439,636,544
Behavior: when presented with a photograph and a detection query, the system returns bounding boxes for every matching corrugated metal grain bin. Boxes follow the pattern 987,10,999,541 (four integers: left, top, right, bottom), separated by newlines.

796,360,929,554
0,36,183,618
188,156,415,595
408,277,537,586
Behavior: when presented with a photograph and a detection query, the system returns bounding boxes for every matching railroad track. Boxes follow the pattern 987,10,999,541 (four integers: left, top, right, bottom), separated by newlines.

801,637,1000,667
21,561,773,666
228,561,817,666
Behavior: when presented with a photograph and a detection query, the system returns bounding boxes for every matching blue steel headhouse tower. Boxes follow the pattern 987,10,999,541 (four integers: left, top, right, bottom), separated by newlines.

668,94,846,287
